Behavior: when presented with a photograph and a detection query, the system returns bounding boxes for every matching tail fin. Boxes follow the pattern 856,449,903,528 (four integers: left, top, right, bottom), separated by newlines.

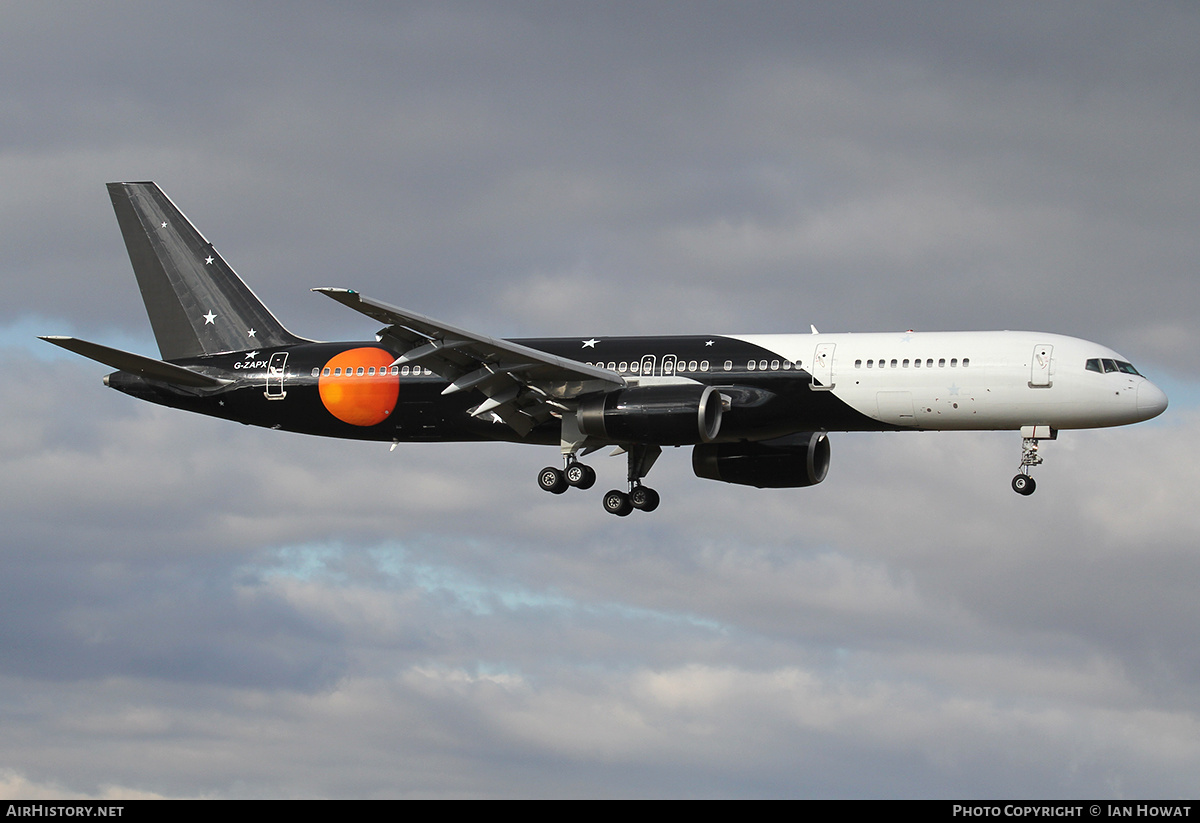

107,182,307,360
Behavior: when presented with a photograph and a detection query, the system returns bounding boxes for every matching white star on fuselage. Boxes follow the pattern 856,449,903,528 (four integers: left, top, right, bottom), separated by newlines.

245,351,258,359
202,311,217,324
582,338,599,348
705,340,714,346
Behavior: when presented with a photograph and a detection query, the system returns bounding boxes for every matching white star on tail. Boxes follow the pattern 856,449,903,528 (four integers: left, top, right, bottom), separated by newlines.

202,311,216,324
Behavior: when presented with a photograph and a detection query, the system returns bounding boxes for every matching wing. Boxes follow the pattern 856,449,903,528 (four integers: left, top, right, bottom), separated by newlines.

314,288,625,436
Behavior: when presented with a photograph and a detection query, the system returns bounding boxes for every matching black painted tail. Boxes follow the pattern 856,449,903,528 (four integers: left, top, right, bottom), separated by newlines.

107,182,307,360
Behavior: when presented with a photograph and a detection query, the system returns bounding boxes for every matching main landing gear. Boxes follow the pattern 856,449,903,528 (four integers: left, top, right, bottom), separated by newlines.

1011,426,1055,496
538,444,662,516
537,458,596,494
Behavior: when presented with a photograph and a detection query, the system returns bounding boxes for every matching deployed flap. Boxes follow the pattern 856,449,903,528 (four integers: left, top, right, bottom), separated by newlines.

314,288,625,436
40,336,230,388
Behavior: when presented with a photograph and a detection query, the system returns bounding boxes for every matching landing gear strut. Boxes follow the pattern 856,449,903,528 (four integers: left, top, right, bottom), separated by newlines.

601,444,661,517
1012,426,1055,496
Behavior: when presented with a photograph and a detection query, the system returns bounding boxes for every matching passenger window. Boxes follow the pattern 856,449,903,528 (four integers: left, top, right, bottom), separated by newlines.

950,359,957,368
770,360,779,370
723,360,733,371
867,360,873,368
855,359,863,368
747,361,756,370
618,362,628,373
939,359,946,367
890,359,898,368
631,362,640,373
926,359,933,368
902,359,910,368
914,359,921,368
962,358,969,367
759,360,768,370
688,360,698,371
334,367,342,375
368,367,376,375
782,361,791,370
322,367,331,376
700,360,709,371
390,366,399,375
311,368,319,377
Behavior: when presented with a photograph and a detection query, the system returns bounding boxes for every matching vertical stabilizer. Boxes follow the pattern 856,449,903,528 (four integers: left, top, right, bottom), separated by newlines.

107,182,306,360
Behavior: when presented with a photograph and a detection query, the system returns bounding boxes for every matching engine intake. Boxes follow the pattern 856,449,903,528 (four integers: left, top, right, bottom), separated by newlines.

692,432,830,488
577,384,723,445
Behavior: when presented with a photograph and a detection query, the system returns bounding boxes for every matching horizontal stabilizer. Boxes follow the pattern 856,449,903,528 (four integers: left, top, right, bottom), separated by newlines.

39,336,230,388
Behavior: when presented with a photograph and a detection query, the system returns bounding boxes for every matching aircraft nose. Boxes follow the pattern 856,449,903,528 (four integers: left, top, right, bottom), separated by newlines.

1137,380,1168,420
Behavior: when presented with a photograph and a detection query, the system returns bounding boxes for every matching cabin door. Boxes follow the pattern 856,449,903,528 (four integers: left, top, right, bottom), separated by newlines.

811,343,835,389
640,354,656,377
1030,344,1053,388
265,352,288,399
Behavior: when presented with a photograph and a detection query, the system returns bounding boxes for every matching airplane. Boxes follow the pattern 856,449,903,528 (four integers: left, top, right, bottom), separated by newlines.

42,182,1169,516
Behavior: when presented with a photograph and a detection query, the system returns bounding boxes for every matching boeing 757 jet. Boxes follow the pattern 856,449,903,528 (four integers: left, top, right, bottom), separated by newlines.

42,183,1168,515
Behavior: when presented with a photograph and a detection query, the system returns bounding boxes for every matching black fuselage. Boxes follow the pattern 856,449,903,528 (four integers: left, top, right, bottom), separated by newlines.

107,335,885,447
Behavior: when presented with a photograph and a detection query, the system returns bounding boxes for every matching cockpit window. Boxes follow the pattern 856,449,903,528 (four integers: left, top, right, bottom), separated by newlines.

1086,358,1141,376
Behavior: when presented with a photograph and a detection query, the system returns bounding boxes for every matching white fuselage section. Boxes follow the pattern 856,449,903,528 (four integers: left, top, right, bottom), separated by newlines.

732,330,1168,432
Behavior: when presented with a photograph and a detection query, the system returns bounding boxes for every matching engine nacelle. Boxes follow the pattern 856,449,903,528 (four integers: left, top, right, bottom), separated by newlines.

576,384,723,445
692,432,830,488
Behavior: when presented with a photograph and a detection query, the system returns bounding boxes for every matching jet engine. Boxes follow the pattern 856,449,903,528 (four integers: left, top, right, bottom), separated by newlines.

692,432,830,488
576,384,723,445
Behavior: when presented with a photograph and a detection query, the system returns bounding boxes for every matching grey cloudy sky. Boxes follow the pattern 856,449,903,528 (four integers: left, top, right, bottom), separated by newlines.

1,1,1198,798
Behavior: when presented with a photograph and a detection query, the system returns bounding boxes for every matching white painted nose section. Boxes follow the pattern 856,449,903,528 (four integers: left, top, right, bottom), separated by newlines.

1136,381,1168,420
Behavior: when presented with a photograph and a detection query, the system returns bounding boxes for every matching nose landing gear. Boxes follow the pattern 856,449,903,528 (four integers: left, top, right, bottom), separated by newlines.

1012,426,1055,496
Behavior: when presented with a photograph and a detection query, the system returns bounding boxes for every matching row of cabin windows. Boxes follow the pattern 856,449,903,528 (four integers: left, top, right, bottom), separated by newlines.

584,359,804,374
854,357,969,369
586,360,712,373
310,365,433,377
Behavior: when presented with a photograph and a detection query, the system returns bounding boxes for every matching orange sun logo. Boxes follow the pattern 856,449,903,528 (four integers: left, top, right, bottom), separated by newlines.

318,347,400,426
